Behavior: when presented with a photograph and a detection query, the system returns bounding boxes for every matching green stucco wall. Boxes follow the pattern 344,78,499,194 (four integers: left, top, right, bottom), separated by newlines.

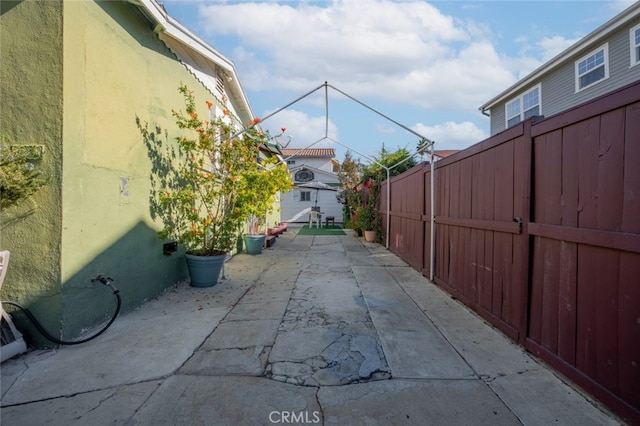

1,0,222,347
0,0,65,347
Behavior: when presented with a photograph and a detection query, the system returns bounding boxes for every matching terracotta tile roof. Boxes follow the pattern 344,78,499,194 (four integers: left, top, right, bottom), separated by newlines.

282,148,335,158
433,150,459,158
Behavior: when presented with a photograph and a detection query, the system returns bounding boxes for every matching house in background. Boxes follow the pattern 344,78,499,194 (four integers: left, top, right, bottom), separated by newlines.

0,0,256,347
479,2,640,135
431,150,459,162
280,148,343,224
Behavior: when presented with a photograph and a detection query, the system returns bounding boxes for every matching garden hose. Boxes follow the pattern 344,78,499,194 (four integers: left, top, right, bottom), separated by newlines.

1,275,121,346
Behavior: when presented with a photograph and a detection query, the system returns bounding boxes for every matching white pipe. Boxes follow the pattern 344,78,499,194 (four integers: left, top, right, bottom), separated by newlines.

429,144,435,282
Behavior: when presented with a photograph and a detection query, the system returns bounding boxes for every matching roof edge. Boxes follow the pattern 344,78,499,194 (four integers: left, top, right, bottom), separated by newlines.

132,0,255,119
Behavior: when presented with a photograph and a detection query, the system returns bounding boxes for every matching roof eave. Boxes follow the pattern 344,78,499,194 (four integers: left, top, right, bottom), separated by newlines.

131,0,255,120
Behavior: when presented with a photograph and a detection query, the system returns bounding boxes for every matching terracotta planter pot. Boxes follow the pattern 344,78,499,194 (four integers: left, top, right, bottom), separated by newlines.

364,230,377,242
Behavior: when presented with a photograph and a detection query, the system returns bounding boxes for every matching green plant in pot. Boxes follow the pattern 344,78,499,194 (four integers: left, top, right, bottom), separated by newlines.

357,178,381,243
243,215,266,255
237,143,293,255
155,85,265,287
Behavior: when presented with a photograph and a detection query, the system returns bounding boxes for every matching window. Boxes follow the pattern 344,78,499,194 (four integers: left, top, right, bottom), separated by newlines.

287,160,296,165
631,24,640,67
505,85,541,128
300,191,311,202
575,44,609,91
294,169,314,182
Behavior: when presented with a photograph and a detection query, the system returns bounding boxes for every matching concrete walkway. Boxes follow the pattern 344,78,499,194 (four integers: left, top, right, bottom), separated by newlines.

1,227,623,425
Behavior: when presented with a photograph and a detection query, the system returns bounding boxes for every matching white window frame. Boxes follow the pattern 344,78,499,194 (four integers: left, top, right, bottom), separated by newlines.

300,191,311,202
575,43,609,92
630,23,640,68
504,84,541,128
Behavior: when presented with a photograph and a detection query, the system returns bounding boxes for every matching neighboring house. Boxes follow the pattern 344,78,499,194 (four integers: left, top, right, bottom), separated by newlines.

0,0,257,347
479,2,640,135
280,148,343,223
432,150,459,162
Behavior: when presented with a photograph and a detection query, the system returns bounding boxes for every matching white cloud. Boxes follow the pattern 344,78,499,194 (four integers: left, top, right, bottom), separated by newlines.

375,124,395,134
196,0,516,110
412,121,487,150
260,108,338,148
538,35,581,61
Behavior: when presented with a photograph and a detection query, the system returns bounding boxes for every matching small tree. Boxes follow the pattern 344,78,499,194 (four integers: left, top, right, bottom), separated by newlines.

236,135,293,234
337,150,362,227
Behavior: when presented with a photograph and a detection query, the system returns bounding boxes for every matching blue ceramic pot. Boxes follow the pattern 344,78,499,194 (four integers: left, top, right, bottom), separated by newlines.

185,253,226,287
244,235,266,255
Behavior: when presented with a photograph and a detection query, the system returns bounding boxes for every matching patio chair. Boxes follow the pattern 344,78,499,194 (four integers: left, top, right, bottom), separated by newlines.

309,210,321,229
0,251,28,362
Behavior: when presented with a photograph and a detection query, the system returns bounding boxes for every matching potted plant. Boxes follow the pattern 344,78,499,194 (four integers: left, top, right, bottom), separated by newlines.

243,215,266,255
357,179,380,242
236,141,292,255
154,85,267,286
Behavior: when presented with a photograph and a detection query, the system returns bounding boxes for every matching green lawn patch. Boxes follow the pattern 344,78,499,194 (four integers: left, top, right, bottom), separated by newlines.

297,225,346,236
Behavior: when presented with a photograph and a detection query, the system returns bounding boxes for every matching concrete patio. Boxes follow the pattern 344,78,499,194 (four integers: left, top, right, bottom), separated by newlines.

0,226,623,425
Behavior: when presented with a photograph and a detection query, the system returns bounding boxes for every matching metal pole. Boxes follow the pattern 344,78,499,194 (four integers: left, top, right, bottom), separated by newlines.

430,144,435,283
386,167,390,249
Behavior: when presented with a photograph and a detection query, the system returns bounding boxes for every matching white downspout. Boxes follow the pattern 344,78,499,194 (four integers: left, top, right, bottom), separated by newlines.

429,145,435,282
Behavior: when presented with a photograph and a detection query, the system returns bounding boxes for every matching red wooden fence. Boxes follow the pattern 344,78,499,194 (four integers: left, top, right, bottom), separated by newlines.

379,80,640,423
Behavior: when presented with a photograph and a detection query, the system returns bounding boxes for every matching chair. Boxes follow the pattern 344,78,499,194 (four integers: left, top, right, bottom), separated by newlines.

0,251,28,362
309,211,320,229
325,216,335,227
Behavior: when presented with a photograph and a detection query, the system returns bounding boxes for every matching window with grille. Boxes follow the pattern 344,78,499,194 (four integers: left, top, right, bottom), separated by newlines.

505,85,541,128
300,191,311,202
575,44,609,91
631,24,640,67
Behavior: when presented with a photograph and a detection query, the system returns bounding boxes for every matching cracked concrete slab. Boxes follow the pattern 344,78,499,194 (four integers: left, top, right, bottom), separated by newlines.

318,379,521,425
200,319,281,350
0,281,248,405
180,346,269,376
129,375,321,426
0,381,162,426
224,299,289,321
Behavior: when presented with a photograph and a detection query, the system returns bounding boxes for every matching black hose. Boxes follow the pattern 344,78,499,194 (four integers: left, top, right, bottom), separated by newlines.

1,275,121,346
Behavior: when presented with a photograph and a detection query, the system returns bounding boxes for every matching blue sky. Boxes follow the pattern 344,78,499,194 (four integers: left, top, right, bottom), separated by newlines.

160,0,634,163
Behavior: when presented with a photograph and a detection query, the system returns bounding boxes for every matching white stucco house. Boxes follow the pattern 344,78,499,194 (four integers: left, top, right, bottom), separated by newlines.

280,148,343,224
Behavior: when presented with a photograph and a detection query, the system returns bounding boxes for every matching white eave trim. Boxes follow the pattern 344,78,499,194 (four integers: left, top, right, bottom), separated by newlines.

479,2,640,113
131,0,254,118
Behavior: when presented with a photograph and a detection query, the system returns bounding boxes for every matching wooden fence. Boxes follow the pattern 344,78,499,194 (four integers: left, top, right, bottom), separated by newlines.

379,80,640,423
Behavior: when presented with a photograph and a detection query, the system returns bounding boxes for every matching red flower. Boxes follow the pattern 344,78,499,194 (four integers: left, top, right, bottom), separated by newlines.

205,100,213,109
251,117,262,124
281,127,286,133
